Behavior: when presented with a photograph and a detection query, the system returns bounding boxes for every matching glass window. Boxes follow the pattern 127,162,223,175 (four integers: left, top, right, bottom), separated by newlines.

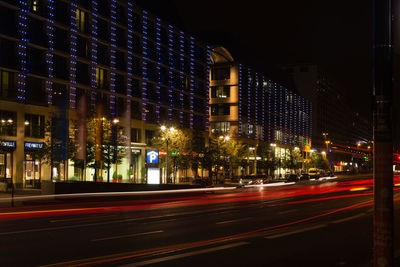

211,104,230,116
211,85,230,98
0,70,16,100
0,110,17,136
211,66,230,80
76,9,88,33
96,67,107,90
25,114,45,138
145,130,155,145
131,128,141,143
211,122,230,134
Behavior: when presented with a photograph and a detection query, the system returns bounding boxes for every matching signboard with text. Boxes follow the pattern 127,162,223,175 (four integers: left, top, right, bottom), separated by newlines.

24,142,44,150
0,140,16,149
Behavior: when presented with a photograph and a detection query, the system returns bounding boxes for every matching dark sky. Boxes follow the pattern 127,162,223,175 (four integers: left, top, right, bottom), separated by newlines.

135,0,373,117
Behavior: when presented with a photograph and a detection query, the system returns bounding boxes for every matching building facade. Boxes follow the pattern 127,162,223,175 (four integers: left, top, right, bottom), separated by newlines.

0,0,210,187
210,47,312,177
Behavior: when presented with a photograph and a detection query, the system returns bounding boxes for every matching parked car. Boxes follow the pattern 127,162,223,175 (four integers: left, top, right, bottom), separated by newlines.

191,179,214,188
308,168,320,179
286,174,299,182
300,173,310,180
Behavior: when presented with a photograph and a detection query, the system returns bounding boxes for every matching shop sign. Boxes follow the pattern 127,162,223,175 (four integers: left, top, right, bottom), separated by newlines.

147,150,159,163
24,142,44,150
0,140,16,148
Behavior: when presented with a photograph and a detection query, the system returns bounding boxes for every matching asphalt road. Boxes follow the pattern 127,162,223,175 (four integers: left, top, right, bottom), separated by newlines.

1,175,400,267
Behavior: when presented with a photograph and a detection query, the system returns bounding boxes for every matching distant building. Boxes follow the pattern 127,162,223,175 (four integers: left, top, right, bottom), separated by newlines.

281,64,372,171
210,47,312,177
0,0,210,187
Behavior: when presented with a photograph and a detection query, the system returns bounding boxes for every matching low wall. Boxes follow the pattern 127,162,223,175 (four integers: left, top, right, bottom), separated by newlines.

41,181,195,195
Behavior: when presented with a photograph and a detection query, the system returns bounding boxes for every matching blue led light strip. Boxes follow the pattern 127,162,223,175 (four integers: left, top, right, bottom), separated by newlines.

109,0,117,117
155,17,162,124
90,0,98,112
46,0,55,105
205,45,211,132
141,10,148,121
17,0,28,102
189,36,195,129
69,1,78,109
167,24,174,121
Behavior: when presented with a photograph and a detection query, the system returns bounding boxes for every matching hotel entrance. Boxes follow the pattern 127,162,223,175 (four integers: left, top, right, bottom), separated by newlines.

24,153,41,188
24,142,44,188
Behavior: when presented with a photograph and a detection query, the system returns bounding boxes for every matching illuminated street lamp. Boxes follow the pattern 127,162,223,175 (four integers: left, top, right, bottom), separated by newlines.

161,125,175,183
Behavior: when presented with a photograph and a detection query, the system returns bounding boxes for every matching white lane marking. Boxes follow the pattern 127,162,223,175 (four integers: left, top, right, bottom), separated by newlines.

0,206,244,236
0,187,237,203
216,217,251,225
121,242,250,267
92,230,163,242
331,213,365,224
265,224,327,239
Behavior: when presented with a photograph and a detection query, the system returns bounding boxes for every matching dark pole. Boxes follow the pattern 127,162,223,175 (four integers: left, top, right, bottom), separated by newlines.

373,0,394,266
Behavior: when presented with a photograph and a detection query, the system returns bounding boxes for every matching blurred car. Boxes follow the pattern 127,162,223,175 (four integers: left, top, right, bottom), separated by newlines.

308,168,320,179
239,175,254,185
286,174,299,182
300,173,310,180
191,179,214,188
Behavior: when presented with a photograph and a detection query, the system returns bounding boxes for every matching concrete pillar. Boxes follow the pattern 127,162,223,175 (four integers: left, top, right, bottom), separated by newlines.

15,108,25,188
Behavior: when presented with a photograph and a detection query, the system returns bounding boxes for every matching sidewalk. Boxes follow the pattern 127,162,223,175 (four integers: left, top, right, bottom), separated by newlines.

0,189,42,199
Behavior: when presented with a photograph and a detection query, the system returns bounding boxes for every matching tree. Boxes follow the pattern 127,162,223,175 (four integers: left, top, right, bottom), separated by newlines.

283,148,302,173
309,152,330,170
256,142,279,177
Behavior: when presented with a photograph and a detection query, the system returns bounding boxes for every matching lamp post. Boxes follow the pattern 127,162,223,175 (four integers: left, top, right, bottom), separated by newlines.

270,143,276,178
161,126,175,183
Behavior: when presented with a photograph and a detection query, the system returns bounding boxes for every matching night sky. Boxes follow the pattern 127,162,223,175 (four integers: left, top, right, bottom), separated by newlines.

135,0,373,117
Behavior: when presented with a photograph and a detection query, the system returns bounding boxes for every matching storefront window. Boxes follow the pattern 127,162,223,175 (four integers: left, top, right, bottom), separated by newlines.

24,153,41,188
0,152,12,179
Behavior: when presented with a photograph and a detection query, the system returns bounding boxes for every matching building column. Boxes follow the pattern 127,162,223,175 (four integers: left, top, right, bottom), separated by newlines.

15,108,25,188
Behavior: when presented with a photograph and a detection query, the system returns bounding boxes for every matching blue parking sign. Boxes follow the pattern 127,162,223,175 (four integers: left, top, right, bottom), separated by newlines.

147,150,159,163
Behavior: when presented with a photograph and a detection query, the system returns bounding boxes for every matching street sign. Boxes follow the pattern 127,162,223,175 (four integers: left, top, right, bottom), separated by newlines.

147,150,159,163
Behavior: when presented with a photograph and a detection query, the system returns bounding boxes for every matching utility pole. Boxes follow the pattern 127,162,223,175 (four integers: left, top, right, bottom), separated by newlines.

373,0,394,266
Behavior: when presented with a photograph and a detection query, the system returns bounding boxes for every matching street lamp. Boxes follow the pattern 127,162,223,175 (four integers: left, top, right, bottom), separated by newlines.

161,125,175,183
270,143,276,178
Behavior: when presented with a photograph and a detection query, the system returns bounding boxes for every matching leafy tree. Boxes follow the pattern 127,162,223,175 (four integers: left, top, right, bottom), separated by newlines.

283,148,302,173
309,152,330,170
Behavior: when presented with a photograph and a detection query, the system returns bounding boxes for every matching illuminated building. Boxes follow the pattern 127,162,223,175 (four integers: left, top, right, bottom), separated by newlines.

0,0,209,187
210,47,312,177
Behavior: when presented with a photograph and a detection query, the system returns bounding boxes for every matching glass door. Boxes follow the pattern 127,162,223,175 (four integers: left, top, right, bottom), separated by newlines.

24,153,41,188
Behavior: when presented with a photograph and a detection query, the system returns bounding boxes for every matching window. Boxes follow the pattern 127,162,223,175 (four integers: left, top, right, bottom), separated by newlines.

115,74,126,95
211,85,230,98
145,130,155,145
211,104,230,116
0,38,17,68
131,101,142,120
211,66,230,80
54,1,69,25
52,83,67,108
211,122,230,134
131,128,141,143
115,51,126,71
0,71,16,100
0,110,17,136
76,9,88,33
97,19,109,41
54,27,68,52
77,36,89,58
25,114,45,138
27,47,46,75
97,43,109,65
76,62,89,85
96,67,107,89
26,76,47,106
28,0,40,13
